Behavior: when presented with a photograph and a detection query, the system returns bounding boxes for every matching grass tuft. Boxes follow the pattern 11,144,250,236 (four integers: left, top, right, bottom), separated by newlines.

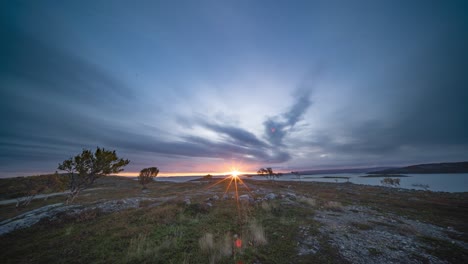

199,233,214,252
298,196,317,207
248,219,267,246
323,201,343,211
126,233,159,262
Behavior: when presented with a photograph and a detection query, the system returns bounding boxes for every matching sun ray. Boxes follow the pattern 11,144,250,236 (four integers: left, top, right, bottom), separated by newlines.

234,176,240,212
197,168,255,218
202,175,232,190
237,177,253,195
223,176,235,196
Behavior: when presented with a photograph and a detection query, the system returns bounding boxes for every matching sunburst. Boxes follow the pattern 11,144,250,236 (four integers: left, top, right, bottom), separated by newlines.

230,170,240,178
202,169,252,203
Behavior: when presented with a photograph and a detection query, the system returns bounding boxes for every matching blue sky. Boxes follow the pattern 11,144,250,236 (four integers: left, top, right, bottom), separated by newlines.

1,0,467,177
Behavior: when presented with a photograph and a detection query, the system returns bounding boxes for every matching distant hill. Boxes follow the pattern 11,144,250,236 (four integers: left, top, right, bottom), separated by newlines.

369,161,468,174
296,167,394,175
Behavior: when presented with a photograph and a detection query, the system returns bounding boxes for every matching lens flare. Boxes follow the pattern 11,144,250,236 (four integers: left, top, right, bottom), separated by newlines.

192,167,254,258
201,169,251,203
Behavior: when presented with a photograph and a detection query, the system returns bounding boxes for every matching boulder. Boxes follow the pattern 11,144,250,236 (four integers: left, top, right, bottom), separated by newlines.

239,194,251,201
265,193,277,200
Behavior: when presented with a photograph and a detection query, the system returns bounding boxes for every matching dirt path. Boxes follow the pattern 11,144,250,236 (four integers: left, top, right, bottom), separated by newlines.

0,188,106,205
0,195,176,236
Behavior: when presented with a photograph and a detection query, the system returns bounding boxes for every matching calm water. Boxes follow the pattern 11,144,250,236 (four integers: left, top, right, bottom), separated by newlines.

154,173,468,192
249,173,468,193
155,176,202,183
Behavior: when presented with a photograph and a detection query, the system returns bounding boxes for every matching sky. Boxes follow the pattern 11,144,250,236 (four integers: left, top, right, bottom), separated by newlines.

1,0,467,177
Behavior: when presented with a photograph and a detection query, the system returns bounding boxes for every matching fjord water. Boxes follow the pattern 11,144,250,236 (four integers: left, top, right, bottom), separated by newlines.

155,173,468,192
251,173,468,193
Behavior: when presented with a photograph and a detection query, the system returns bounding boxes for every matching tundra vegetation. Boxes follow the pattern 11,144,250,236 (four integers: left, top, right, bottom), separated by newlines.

8,172,68,208
0,166,467,263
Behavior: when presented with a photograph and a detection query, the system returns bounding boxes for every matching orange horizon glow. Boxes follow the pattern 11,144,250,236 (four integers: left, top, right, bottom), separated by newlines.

117,161,263,177
116,170,258,177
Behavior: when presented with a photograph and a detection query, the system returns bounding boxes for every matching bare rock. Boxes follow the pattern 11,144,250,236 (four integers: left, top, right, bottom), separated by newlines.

239,194,251,201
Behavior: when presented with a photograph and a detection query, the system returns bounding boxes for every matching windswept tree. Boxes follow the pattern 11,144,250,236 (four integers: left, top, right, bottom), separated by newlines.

381,177,400,188
138,167,159,189
58,147,130,204
266,168,274,180
291,171,301,181
257,168,268,177
257,167,275,180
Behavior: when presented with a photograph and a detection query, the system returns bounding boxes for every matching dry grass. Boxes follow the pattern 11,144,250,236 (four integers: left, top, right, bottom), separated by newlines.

395,223,421,236
248,219,267,246
323,201,343,211
351,221,374,230
126,233,159,262
261,201,273,212
298,196,317,207
199,233,214,252
199,232,233,264
219,233,233,257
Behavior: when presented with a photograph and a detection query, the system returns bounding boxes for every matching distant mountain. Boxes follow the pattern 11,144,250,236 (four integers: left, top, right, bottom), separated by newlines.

369,161,468,174
296,167,394,175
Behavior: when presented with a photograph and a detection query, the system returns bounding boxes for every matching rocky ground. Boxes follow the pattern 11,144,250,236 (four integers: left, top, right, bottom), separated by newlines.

312,206,467,263
0,177,467,263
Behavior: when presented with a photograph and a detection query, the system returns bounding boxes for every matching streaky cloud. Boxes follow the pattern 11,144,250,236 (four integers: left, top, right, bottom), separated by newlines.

263,88,312,146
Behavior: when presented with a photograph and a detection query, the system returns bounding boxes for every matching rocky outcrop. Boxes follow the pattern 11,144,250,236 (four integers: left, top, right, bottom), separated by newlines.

0,203,80,235
0,197,166,236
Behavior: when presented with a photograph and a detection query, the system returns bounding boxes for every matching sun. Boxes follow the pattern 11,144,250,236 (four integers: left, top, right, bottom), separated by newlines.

230,170,240,178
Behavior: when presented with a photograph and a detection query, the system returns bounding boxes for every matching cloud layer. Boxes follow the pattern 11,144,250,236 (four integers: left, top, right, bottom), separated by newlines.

1,1,467,176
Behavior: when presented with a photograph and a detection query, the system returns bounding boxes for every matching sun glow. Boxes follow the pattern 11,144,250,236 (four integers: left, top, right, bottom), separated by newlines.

230,170,240,178
204,168,251,197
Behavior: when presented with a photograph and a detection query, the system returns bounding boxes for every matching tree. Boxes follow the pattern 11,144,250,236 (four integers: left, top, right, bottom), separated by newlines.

257,168,275,180
266,168,274,180
58,147,130,204
291,171,301,181
138,167,159,189
381,177,400,188
257,168,268,177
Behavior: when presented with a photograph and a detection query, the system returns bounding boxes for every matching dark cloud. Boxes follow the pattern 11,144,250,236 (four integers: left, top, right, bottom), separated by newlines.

200,122,268,148
171,115,292,163
0,22,138,174
100,128,290,165
263,89,312,146
302,32,468,162
0,24,135,138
